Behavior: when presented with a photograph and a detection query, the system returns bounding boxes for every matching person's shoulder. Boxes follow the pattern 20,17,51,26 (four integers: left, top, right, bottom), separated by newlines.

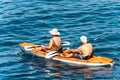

83,43,92,46
87,43,93,47
50,38,54,41
87,43,92,45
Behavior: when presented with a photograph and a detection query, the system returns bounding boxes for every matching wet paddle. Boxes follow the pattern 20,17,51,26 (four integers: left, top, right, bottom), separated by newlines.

61,41,70,46
89,33,109,42
45,51,58,59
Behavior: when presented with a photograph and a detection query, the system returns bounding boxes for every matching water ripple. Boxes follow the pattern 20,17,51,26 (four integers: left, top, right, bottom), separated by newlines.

0,0,120,80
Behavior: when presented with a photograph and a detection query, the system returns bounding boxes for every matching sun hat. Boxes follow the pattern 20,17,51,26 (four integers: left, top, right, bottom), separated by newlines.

80,36,87,43
49,28,60,36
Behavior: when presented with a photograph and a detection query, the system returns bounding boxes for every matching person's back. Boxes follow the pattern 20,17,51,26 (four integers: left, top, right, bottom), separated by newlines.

37,28,62,52
46,28,62,52
50,36,61,51
77,43,93,57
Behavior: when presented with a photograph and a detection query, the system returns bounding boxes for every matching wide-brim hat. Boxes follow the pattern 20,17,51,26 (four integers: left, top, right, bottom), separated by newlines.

80,36,87,43
49,28,60,36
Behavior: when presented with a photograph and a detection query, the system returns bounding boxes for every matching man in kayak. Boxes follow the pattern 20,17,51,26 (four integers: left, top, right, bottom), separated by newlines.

37,28,62,52
64,36,93,60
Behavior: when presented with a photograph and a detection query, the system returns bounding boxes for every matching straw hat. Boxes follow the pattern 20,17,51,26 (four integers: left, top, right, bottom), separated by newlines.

49,28,60,36
80,36,87,43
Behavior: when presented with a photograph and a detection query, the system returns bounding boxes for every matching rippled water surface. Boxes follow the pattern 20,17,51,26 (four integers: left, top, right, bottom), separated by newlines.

0,0,120,80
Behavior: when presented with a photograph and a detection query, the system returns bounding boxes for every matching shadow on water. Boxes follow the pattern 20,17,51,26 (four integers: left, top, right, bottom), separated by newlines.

16,50,113,80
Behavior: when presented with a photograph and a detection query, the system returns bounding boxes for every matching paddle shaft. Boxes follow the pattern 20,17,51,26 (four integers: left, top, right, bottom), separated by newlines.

27,46,41,49
89,34,109,42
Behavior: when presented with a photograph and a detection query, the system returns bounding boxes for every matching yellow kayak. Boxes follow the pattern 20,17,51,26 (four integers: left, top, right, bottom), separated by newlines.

19,42,114,67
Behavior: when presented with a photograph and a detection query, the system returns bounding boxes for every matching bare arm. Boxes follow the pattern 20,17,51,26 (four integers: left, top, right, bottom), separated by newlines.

45,39,53,49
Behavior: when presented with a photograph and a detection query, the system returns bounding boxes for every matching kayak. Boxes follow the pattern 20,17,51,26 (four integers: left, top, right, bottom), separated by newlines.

19,42,114,67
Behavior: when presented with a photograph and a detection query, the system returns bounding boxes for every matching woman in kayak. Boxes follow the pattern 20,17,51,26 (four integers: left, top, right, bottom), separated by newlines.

64,36,93,60
37,28,62,52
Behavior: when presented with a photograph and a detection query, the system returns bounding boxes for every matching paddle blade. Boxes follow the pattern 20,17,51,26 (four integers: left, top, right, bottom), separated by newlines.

24,46,41,51
45,51,58,59
24,46,33,51
62,41,70,46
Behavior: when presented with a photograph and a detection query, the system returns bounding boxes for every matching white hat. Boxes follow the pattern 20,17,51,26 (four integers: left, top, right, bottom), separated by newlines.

80,36,87,43
49,28,60,36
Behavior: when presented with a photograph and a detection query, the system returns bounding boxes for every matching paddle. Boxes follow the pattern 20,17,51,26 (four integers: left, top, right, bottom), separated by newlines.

61,41,70,46
89,33,109,42
45,47,63,59
24,41,70,51
45,51,59,59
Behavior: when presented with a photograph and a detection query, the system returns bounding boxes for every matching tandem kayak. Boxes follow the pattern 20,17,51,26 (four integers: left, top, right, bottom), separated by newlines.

19,42,114,67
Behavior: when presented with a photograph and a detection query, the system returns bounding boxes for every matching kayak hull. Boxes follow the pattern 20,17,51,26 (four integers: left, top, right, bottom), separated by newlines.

19,42,114,67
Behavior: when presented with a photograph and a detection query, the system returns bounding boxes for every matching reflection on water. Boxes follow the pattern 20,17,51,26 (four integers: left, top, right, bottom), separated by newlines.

0,0,119,79
27,57,113,79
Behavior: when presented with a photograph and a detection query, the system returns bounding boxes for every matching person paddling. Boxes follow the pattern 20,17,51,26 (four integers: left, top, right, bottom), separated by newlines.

64,36,93,60
37,28,62,52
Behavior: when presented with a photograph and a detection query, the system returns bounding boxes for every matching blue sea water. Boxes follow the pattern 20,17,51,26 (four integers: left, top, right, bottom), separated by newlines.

0,0,120,79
